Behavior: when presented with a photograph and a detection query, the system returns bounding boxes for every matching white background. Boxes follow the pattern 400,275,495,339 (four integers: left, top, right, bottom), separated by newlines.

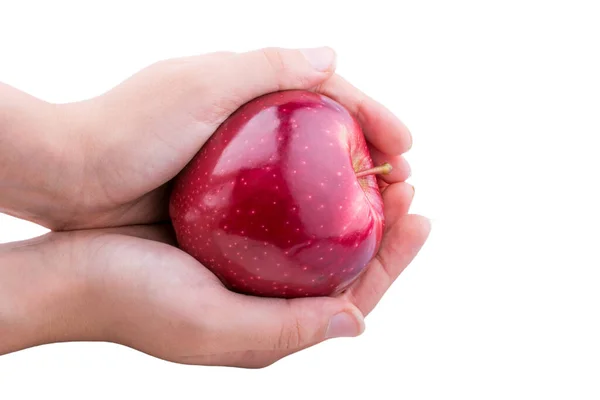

1,0,599,399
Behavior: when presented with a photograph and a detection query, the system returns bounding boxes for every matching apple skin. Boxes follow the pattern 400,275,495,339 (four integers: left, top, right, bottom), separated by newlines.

169,90,385,298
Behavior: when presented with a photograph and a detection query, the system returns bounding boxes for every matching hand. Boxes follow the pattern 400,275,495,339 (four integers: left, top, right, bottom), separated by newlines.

49,47,412,230
30,209,427,368
0,47,428,367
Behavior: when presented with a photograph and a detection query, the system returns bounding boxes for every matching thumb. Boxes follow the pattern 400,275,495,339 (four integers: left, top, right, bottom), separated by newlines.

213,46,336,106
213,294,365,353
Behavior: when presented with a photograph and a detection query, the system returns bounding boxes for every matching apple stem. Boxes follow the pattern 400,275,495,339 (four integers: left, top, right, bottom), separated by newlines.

355,162,393,178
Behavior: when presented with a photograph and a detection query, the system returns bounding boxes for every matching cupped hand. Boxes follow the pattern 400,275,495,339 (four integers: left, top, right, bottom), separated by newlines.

55,47,412,230
61,191,427,368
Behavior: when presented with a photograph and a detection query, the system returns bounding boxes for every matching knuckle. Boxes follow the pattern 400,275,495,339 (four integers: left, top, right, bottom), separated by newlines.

276,317,305,350
260,47,302,90
229,351,279,369
245,358,277,369
261,47,287,75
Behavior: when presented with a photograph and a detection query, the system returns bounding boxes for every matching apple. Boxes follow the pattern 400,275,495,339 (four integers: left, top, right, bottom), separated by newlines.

169,90,391,298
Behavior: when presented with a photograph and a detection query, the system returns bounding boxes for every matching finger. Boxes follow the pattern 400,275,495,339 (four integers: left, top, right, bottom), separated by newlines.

382,182,415,231
207,47,336,116
178,345,308,369
341,214,430,315
378,179,390,191
315,74,412,155
209,293,365,353
369,145,411,184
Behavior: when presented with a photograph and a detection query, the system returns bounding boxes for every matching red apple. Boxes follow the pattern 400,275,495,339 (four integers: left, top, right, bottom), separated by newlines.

169,90,391,298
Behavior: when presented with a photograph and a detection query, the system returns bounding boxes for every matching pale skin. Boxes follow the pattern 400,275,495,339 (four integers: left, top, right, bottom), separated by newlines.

0,47,430,368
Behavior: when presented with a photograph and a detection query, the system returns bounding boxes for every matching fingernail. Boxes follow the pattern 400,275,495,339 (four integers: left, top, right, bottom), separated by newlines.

326,308,365,339
301,47,336,72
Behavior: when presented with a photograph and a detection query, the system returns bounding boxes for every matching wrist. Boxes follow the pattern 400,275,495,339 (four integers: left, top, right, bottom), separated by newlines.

0,84,89,229
0,233,102,355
